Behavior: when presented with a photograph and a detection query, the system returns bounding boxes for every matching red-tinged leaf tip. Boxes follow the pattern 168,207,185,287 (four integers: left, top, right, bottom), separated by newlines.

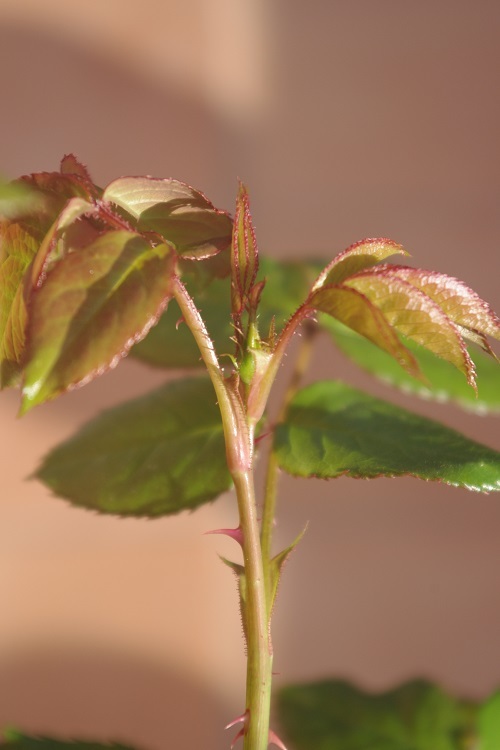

204,526,244,546
225,711,248,730
312,237,409,290
60,154,94,186
268,729,288,750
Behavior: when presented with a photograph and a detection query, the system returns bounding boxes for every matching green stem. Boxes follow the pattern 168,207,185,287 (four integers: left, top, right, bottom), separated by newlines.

261,322,316,604
233,468,273,750
173,275,271,746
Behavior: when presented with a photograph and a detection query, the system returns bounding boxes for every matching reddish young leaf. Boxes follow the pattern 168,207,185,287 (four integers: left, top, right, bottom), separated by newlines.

310,284,420,378
21,231,175,412
0,223,39,386
312,238,409,289
343,268,475,387
103,176,233,259
230,182,259,320
375,265,500,352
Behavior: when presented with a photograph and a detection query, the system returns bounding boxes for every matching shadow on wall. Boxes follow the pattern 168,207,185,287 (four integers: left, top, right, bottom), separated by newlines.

0,646,230,750
0,22,236,207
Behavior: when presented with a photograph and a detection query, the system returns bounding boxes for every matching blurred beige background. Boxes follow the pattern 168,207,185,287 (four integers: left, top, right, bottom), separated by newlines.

1,2,499,749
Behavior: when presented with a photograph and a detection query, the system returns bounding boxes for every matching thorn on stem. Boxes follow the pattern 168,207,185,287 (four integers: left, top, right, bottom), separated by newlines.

204,526,244,546
269,729,288,750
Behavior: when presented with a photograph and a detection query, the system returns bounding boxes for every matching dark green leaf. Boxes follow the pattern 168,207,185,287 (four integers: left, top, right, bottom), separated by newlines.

131,257,320,369
277,680,477,750
21,231,174,412
102,176,233,259
478,692,500,749
274,380,500,492
35,376,231,517
1,731,137,750
322,317,500,414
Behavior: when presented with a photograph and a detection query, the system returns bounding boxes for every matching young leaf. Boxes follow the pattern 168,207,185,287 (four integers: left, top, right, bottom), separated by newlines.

306,239,500,391
35,376,231,517
21,231,174,412
0,732,137,750
267,525,307,622
0,223,40,387
277,680,477,750
102,176,233,259
322,317,500,413
311,237,408,288
274,380,500,492
230,182,259,322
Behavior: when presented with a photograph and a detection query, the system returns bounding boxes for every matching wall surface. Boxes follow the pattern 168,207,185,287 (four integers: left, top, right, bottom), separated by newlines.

1,3,499,749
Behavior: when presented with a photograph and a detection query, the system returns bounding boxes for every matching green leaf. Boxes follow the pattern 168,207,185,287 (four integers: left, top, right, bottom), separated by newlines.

0,178,45,219
102,176,233,259
0,224,39,386
267,525,307,621
34,376,231,517
21,231,174,412
478,692,500,749
274,380,500,492
1,731,137,750
322,317,500,414
131,257,320,369
277,680,477,750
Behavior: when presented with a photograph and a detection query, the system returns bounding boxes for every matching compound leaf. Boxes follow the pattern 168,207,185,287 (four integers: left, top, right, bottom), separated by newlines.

35,376,231,517
274,380,500,492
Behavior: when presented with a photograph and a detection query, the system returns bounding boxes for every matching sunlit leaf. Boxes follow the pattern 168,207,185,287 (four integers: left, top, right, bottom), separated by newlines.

35,376,230,517
103,176,233,259
322,317,500,413
1,730,137,750
0,223,39,386
310,284,420,378
21,231,174,412
312,238,408,288
277,680,477,750
344,269,476,384
274,380,500,491
380,265,500,351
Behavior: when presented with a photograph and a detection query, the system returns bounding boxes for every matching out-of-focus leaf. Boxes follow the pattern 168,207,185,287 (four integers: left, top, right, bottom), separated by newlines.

21,231,174,412
277,680,477,750
0,179,45,220
312,238,408,288
35,376,231,517
131,257,320,369
478,692,500,749
322,317,500,413
274,380,500,492
1,730,137,750
0,223,39,386
103,176,233,259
